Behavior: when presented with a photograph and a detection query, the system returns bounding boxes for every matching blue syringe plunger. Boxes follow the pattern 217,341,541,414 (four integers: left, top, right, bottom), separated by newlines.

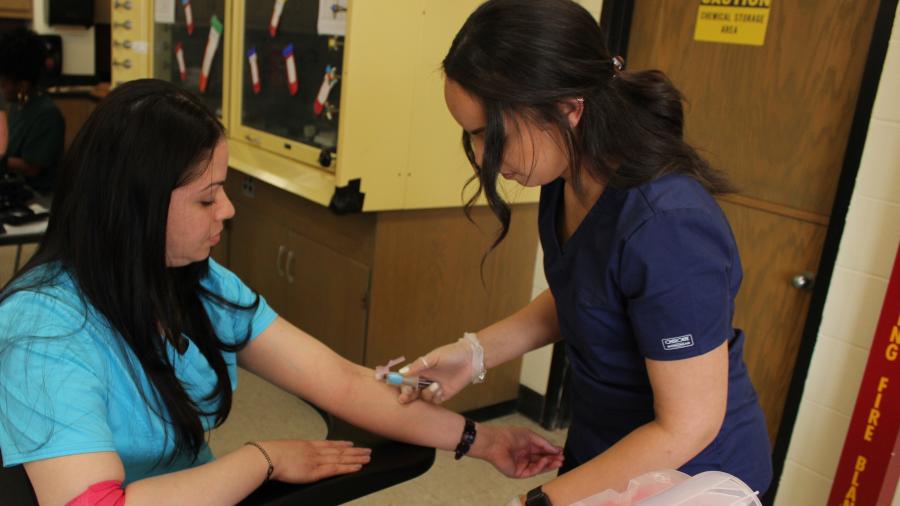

385,372,434,390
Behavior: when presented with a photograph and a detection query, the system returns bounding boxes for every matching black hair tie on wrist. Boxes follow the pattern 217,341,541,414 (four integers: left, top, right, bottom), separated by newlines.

454,418,477,460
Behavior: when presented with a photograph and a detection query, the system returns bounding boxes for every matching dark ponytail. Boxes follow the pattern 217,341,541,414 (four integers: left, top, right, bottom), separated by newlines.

599,69,734,193
444,0,733,246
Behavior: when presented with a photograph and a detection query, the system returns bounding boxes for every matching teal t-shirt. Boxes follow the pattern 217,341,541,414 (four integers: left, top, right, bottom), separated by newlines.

0,259,277,484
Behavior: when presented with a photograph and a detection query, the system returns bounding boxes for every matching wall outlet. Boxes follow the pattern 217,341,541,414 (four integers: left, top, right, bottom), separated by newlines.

241,176,255,198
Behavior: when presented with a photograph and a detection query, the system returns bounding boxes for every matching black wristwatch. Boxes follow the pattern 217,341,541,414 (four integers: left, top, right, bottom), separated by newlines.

453,418,477,460
525,485,553,506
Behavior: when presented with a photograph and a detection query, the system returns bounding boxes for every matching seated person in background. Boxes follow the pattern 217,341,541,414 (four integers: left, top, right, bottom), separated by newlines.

0,79,563,505
0,28,64,195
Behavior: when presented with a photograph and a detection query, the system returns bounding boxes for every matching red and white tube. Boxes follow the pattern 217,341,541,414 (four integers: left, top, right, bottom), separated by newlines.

283,43,299,96
313,65,339,116
174,42,187,82
199,14,223,93
269,0,286,37
181,0,194,36
247,47,261,94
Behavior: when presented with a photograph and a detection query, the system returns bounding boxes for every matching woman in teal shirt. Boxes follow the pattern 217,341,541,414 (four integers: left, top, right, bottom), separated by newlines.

0,79,563,505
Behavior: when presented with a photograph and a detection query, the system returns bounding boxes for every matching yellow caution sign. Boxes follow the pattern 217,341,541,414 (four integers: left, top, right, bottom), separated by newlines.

694,0,771,46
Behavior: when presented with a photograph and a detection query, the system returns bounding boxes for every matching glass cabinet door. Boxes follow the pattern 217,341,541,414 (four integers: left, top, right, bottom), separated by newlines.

153,0,227,118
239,0,346,157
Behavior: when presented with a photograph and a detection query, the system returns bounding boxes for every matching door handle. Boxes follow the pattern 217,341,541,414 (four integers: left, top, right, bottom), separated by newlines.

285,251,295,284
791,272,815,291
276,245,286,277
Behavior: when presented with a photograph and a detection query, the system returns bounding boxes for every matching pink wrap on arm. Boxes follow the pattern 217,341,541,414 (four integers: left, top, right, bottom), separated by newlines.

65,480,126,506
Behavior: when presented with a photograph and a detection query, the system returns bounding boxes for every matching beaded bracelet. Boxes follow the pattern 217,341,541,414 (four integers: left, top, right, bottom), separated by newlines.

245,441,274,481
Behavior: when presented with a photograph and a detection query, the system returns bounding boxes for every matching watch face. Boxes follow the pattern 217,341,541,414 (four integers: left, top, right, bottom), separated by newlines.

525,487,551,506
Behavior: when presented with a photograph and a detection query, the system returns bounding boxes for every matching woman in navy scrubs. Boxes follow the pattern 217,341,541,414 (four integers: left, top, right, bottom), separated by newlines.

398,0,773,503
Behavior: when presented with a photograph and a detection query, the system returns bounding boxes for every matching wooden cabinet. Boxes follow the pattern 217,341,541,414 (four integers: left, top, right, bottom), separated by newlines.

229,206,286,311
0,0,32,20
223,171,539,413
280,231,370,364
228,196,368,364
226,173,376,366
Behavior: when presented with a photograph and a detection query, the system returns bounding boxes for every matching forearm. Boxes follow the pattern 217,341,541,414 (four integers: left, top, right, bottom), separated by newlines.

0,111,7,154
541,420,714,505
6,156,42,177
240,320,484,457
124,444,269,506
478,289,561,369
319,362,472,453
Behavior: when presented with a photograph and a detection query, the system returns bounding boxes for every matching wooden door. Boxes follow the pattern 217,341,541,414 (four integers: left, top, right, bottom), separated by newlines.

626,1,879,440
281,231,370,364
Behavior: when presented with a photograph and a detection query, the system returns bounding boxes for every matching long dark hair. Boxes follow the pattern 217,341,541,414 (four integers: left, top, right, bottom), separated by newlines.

1,79,256,462
444,0,733,246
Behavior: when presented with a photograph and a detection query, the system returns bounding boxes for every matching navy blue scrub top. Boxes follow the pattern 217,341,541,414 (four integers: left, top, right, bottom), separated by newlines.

539,174,772,493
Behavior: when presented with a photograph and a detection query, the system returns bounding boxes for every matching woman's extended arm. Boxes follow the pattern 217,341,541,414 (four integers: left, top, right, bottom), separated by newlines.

237,317,563,477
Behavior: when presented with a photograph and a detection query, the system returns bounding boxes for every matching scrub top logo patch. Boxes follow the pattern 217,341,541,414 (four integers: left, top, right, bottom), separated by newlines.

662,334,694,351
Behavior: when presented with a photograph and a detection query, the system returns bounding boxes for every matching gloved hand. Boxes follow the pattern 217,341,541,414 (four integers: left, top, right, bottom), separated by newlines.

396,333,486,405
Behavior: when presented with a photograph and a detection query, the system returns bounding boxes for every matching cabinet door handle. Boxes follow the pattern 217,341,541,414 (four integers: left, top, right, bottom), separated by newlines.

114,0,132,9
285,251,295,284
112,59,133,69
276,245,286,277
114,20,133,30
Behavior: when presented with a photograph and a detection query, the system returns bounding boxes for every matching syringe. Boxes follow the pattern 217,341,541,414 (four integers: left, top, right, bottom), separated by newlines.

384,372,435,391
